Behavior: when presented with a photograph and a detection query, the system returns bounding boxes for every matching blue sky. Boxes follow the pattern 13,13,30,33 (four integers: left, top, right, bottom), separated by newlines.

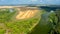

0,0,60,5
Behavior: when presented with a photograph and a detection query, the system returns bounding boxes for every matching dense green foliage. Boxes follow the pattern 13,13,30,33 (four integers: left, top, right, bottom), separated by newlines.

0,9,16,23
29,9,60,34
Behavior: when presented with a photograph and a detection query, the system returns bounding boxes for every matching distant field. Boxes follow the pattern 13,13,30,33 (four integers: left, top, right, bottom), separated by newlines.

0,6,37,8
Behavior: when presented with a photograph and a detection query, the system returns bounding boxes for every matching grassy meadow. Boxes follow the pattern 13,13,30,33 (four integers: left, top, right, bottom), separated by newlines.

0,8,42,34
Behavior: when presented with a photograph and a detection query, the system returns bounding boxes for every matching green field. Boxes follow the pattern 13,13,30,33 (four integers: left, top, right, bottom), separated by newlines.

0,8,41,34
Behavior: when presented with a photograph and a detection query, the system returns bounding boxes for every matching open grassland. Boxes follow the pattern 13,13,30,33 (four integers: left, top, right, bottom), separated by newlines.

0,8,42,34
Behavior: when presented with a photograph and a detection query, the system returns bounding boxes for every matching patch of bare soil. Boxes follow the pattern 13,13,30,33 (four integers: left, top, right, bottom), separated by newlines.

16,9,38,19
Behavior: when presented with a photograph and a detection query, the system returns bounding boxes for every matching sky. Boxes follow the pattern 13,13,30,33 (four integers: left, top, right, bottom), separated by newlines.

0,0,60,5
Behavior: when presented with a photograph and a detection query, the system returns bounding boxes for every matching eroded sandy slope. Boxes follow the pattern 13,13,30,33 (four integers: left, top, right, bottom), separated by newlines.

16,8,39,19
